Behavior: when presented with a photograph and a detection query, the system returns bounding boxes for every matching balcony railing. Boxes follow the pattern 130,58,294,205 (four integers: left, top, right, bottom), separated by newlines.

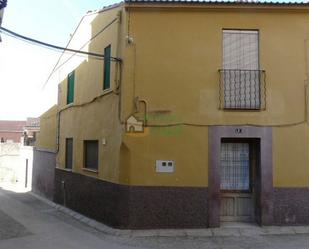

219,69,266,110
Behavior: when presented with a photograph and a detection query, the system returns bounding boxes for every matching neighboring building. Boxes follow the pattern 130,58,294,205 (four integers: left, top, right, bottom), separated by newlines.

0,120,26,143
0,0,7,42
35,107,57,151
37,1,309,228
0,118,40,145
32,105,57,200
23,117,40,146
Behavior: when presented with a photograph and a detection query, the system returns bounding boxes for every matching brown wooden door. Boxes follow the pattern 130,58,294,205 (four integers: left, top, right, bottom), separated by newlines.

220,142,255,222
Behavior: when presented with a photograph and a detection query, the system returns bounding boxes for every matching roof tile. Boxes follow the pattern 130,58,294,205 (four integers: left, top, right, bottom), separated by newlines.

125,0,309,5
0,121,26,132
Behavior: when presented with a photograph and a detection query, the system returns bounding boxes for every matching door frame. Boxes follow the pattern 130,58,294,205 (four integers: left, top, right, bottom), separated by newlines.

220,139,259,223
208,126,273,227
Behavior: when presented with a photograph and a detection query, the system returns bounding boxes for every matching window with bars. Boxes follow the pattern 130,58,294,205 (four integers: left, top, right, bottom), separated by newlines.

220,30,264,110
220,142,250,191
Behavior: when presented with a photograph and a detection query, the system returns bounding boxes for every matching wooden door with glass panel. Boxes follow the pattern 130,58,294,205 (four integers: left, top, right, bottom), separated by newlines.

220,141,255,222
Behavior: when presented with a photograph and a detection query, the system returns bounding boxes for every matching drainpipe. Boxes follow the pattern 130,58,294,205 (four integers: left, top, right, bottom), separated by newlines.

0,0,7,42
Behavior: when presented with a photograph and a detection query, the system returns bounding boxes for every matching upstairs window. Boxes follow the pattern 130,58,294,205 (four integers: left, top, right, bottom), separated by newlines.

84,140,99,171
220,30,263,110
67,71,75,104
103,45,111,90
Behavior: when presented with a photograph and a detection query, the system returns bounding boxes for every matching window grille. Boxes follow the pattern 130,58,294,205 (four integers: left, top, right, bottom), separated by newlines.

220,143,250,191
219,69,265,109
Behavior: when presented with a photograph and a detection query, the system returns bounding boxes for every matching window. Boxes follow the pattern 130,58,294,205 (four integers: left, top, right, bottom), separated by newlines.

103,45,111,90
67,71,75,104
221,143,250,191
220,29,262,109
84,140,99,171
65,138,73,170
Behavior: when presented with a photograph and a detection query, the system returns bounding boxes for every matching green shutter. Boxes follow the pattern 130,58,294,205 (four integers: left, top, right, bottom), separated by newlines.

67,71,75,104
103,45,111,90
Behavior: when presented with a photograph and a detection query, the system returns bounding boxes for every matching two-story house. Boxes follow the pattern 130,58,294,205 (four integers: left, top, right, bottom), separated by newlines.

36,0,309,229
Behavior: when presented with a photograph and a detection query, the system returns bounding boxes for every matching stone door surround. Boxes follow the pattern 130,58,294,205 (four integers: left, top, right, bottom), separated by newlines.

208,126,273,227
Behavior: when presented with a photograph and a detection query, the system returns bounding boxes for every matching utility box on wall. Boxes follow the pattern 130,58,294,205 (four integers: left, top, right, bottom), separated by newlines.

156,160,175,173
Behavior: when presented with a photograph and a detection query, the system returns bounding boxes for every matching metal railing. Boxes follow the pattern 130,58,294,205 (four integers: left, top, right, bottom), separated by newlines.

219,69,266,110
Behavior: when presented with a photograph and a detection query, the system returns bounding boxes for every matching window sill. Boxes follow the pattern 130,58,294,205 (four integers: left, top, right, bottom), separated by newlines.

102,88,113,95
66,102,74,107
56,167,73,172
60,102,74,111
63,168,73,172
82,168,98,174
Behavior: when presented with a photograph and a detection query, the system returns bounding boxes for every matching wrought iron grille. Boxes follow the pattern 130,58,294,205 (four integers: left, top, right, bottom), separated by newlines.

221,143,250,191
219,69,266,110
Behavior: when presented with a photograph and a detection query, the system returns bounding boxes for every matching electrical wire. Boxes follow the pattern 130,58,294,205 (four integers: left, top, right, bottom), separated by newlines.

0,26,121,61
1,30,98,60
43,17,120,89
44,15,88,92
0,17,122,89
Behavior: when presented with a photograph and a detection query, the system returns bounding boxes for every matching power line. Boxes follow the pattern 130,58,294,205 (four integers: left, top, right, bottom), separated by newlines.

42,17,120,89
0,16,121,89
0,26,121,62
1,30,98,60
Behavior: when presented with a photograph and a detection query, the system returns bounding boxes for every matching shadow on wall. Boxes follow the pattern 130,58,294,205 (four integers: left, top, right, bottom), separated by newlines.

32,147,56,200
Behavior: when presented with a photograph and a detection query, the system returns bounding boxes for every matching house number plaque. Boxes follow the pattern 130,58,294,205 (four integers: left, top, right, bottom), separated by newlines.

235,128,243,134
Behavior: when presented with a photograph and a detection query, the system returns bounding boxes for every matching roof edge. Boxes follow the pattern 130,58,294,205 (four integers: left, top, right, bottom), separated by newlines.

124,0,309,10
85,2,124,16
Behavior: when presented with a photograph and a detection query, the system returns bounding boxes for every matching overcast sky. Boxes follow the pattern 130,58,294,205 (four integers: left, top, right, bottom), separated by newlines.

0,0,119,120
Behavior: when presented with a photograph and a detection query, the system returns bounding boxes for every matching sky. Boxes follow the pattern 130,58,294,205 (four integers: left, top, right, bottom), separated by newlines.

0,0,119,120
0,0,307,121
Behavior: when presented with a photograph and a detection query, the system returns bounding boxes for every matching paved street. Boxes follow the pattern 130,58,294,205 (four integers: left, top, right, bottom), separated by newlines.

2,188,309,249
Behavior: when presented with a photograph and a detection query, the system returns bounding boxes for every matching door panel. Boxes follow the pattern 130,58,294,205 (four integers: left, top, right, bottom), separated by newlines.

237,196,253,216
221,196,234,217
221,193,254,222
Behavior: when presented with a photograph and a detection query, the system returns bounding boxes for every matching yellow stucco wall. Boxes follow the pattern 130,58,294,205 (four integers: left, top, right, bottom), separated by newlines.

57,5,126,183
121,125,209,186
123,7,308,125
36,105,58,151
120,6,309,187
273,125,309,187
54,4,309,188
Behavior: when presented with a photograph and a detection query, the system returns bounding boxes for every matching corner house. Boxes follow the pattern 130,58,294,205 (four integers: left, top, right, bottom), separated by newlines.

35,0,309,228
